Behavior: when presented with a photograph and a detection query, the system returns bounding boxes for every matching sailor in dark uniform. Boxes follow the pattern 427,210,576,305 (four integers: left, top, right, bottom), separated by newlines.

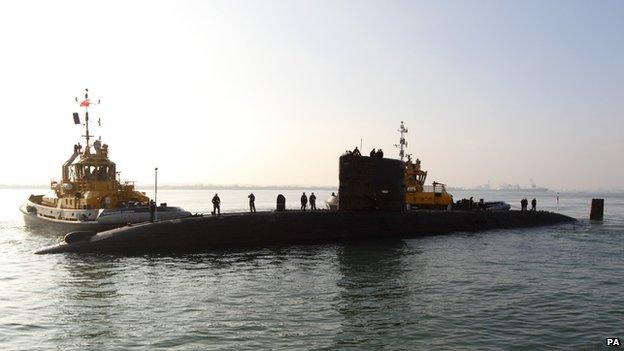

212,193,221,215
248,193,256,213
309,193,317,210
521,198,528,211
301,192,308,211
149,200,156,222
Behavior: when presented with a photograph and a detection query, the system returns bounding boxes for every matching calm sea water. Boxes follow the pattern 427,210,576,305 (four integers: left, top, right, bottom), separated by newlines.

1,188,622,350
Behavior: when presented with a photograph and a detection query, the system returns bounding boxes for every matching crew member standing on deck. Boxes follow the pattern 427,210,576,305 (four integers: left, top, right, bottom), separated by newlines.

369,148,376,157
520,198,527,211
531,198,537,211
149,200,156,222
212,193,221,215
248,193,256,213
301,192,308,211
309,193,317,210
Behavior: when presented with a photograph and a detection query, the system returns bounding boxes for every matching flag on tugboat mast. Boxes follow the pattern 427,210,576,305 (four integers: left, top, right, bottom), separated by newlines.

80,99,90,107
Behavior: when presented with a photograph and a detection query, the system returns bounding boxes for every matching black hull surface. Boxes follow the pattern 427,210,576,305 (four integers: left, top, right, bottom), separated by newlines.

35,210,575,254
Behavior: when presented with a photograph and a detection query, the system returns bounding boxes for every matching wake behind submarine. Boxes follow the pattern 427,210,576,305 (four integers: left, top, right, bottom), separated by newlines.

36,150,575,255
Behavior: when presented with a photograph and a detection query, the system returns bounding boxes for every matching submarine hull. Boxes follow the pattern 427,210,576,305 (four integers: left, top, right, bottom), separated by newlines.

36,210,575,254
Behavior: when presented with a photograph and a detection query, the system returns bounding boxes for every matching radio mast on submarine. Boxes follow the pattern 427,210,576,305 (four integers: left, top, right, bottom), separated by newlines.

394,121,408,162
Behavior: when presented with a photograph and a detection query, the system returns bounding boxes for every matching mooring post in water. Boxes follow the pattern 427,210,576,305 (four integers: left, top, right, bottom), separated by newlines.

590,198,604,220
154,167,158,221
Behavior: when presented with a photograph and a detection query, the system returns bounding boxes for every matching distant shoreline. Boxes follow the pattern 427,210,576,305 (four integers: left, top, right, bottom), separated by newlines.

0,184,338,191
2,185,621,195
139,185,338,191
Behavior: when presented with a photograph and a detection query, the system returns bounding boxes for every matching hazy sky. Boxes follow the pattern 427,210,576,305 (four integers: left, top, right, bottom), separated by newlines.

0,0,622,190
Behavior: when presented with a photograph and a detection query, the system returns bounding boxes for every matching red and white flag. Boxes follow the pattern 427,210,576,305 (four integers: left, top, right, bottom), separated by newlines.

80,99,90,107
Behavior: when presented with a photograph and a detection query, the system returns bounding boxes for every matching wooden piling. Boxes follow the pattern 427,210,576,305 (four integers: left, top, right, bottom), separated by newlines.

590,199,604,220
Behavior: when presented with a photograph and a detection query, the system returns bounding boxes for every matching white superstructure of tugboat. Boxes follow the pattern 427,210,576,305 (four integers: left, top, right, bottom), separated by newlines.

20,89,190,231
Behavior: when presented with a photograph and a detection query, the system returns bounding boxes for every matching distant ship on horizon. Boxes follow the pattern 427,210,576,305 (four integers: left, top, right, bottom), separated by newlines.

470,180,549,192
495,183,549,192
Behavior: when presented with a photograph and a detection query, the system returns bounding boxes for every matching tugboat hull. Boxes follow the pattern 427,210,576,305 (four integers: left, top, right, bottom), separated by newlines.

21,209,116,233
20,202,191,234
20,203,113,233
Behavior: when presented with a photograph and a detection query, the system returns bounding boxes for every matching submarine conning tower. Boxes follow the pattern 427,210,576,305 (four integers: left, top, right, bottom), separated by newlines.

338,154,405,212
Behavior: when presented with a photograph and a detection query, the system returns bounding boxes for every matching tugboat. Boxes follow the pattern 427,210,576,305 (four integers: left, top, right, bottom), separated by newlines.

20,89,190,231
397,121,454,209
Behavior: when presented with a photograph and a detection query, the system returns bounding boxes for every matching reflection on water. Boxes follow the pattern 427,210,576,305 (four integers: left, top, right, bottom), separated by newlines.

54,255,122,344
334,239,416,348
22,221,75,237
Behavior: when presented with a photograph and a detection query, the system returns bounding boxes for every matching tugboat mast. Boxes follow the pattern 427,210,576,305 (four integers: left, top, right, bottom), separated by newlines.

74,88,100,151
394,121,408,161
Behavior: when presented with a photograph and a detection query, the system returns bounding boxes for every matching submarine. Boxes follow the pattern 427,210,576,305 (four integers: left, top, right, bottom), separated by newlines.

35,155,575,255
